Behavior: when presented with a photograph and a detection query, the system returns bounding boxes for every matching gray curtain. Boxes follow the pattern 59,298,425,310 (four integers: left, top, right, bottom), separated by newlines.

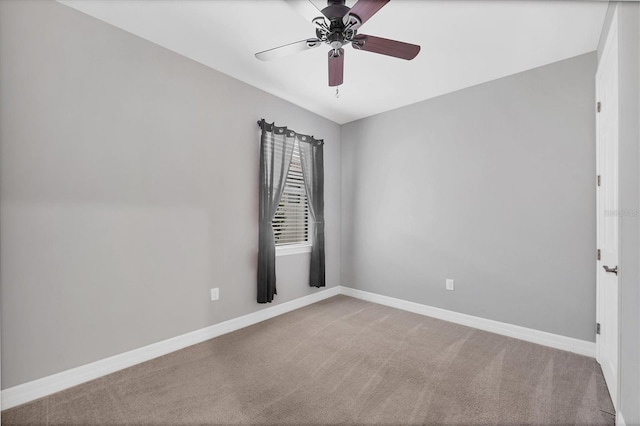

257,120,295,303
298,134,325,288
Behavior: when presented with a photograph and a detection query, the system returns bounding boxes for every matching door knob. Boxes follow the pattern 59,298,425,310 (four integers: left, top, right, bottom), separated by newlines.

602,265,618,275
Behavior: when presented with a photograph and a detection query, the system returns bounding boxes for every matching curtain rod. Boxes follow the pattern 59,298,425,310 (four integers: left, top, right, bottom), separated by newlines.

257,119,323,145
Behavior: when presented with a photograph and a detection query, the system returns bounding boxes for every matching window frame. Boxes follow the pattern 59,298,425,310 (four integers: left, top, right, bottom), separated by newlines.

276,243,312,256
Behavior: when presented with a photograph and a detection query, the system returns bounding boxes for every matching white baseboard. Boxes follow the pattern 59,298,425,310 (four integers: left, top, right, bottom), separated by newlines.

0,286,340,410
1,285,596,411
340,287,596,358
616,412,626,426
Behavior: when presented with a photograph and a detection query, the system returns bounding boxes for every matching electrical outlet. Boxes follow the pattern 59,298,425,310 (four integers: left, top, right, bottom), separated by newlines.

210,288,219,301
446,279,455,291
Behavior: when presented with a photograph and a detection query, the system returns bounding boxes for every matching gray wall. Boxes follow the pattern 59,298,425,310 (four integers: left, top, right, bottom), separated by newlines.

0,0,341,389
598,3,640,425
341,53,597,342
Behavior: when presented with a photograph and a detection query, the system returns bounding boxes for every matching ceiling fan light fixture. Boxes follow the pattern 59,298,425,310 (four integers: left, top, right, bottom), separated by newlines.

344,14,362,30
312,16,328,30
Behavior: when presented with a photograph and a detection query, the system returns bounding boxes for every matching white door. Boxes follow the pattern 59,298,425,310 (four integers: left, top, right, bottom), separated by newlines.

595,7,619,410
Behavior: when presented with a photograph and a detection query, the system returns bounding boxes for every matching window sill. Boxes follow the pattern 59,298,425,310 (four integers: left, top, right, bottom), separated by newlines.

276,244,312,257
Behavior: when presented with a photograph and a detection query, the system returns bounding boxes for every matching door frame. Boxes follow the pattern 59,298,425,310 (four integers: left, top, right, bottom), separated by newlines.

595,4,620,411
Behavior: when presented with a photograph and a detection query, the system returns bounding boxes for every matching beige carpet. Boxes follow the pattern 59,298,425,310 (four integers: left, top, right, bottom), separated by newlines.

3,295,614,425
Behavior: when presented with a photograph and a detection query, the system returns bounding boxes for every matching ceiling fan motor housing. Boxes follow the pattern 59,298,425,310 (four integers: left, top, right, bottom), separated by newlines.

315,0,360,53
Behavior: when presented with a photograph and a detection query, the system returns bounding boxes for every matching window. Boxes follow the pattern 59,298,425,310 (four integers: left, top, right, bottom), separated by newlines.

273,142,310,246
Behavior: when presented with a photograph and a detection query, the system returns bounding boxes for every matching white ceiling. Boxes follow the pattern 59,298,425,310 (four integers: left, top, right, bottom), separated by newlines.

59,0,608,124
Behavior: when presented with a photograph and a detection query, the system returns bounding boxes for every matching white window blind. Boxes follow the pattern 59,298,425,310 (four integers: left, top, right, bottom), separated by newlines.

273,142,309,246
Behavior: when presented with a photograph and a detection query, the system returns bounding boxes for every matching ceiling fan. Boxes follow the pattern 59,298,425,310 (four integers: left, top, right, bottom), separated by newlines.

255,0,420,87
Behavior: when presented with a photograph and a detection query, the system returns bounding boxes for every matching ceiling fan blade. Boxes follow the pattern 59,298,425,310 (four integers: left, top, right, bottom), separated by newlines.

328,49,344,87
283,0,324,24
353,34,420,60
347,0,390,29
255,39,321,61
